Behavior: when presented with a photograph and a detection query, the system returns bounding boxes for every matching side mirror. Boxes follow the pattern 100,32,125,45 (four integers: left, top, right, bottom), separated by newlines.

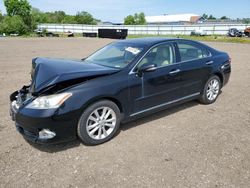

137,63,157,77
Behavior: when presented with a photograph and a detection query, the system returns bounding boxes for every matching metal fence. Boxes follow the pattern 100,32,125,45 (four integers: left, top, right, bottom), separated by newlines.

38,23,250,35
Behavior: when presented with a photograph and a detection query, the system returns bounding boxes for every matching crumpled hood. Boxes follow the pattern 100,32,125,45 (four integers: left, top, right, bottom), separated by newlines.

30,57,119,93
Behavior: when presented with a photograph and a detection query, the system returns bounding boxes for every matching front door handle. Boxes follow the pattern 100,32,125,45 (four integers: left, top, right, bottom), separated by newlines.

169,69,181,75
206,60,214,65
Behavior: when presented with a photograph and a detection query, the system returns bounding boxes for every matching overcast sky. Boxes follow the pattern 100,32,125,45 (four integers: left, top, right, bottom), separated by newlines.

0,0,249,22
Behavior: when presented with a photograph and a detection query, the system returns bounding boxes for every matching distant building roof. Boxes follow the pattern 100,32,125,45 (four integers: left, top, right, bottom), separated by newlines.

146,14,202,24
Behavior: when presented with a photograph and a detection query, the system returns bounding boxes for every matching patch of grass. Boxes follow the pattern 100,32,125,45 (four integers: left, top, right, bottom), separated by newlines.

128,35,250,44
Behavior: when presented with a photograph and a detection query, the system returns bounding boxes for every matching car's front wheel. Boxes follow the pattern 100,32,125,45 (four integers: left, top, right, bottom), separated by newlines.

199,75,221,104
77,100,121,145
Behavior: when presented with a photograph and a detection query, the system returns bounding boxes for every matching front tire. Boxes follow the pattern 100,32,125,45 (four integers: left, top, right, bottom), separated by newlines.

77,100,121,145
199,75,221,104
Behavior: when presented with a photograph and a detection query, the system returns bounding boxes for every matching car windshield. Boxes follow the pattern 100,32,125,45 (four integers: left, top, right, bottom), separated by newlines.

84,43,143,69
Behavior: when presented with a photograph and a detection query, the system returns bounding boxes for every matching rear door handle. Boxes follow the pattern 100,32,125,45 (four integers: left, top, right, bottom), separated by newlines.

206,60,214,65
169,69,181,75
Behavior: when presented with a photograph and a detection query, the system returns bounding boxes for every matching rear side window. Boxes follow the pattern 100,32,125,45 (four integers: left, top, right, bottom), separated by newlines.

177,42,210,62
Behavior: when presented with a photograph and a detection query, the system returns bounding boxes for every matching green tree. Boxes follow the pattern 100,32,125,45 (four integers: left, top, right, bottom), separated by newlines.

243,18,250,24
124,12,146,25
30,9,100,25
135,12,146,24
4,0,32,25
31,8,48,23
124,15,135,25
208,14,216,20
0,11,3,22
75,11,96,24
0,15,28,34
49,11,66,23
31,8,46,30
220,16,228,20
202,13,208,19
62,15,77,24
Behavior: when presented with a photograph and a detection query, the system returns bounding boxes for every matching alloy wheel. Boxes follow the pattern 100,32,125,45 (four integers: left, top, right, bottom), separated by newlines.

86,107,116,140
206,78,220,101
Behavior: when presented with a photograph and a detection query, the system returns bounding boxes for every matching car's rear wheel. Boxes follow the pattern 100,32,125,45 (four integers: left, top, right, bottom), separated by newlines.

199,75,221,104
77,100,121,145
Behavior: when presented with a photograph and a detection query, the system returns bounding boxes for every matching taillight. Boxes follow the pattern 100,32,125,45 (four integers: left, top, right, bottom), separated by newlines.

221,57,231,70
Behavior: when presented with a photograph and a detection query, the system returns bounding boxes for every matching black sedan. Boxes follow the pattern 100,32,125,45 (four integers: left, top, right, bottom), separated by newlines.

10,38,231,145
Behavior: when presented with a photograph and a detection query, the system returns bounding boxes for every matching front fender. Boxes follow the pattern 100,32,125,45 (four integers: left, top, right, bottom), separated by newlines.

59,75,130,119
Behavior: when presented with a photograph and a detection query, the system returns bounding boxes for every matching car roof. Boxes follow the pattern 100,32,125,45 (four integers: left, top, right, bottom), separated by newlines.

115,37,217,54
116,37,179,47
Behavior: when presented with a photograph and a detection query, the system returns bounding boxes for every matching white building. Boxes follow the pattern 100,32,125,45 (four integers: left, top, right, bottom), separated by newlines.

145,14,204,25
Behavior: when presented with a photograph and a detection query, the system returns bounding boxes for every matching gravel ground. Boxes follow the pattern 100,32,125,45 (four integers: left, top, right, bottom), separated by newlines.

0,38,250,188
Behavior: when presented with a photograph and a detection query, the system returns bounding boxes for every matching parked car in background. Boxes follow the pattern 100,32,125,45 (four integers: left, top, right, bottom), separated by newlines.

0,33,6,37
10,38,231,145
244,27,250,37
35,29,59,37
35,29,45,37
65,31,74,37
190,29,207,36
227,28,243,37
46,32,59,37
10,33,19,37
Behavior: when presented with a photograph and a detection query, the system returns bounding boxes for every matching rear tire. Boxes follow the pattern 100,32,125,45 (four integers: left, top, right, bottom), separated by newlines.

77,100,121,145
199,75,221,104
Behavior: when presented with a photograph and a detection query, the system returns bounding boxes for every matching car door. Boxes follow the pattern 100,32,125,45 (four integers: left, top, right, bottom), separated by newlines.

128,42,183,116
176,41,213,97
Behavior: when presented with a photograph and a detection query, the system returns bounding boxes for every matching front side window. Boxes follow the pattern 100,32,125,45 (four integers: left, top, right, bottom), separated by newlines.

177,42,210,62
85,43,143,69
136,43,175,70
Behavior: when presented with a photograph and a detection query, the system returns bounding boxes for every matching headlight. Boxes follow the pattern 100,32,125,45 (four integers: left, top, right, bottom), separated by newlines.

25,93,72,109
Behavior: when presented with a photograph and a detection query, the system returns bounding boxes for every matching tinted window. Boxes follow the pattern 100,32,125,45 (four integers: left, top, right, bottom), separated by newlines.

177,42,210,62
136,43,175,70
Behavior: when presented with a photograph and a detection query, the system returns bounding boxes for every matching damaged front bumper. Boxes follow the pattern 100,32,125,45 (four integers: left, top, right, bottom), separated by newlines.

9,86,78,144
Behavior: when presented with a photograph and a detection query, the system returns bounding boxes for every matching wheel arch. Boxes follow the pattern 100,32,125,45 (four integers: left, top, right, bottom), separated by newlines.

213,72,224,86
201,72,223,95
81,96,124,114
